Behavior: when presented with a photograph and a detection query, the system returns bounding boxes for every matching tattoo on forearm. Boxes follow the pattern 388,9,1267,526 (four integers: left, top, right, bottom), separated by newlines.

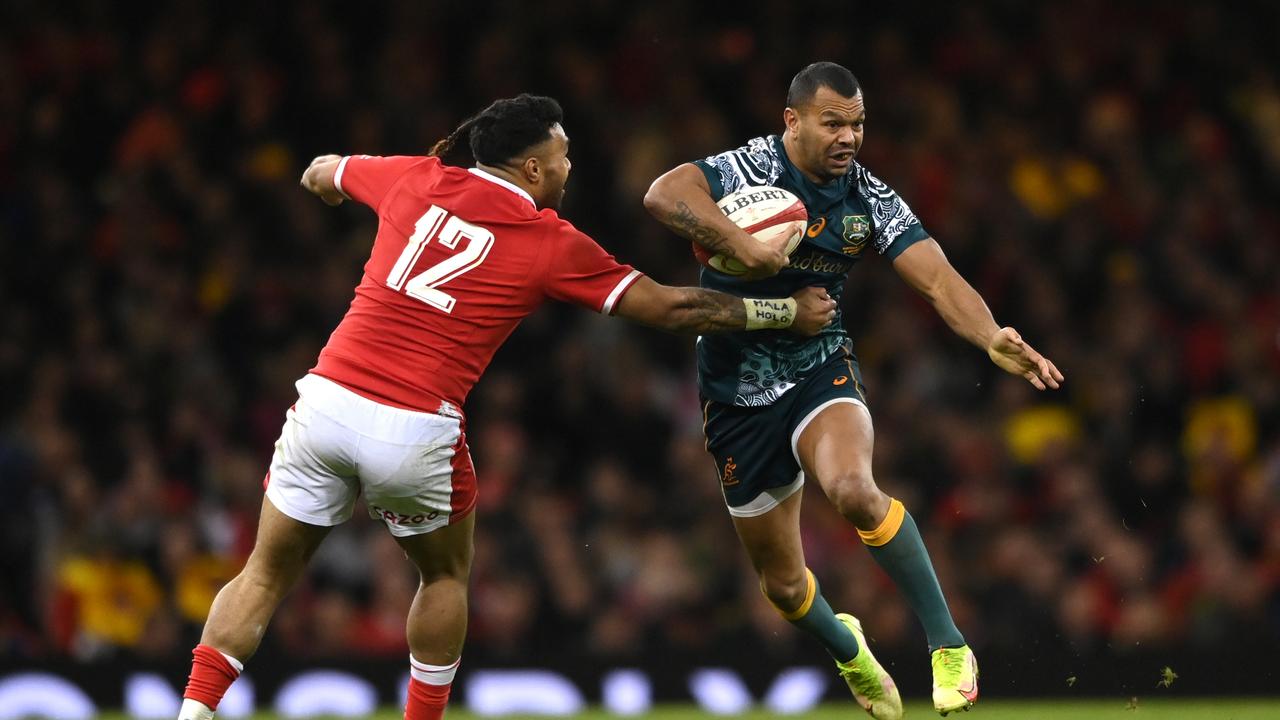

667,201,736,259
670,289,745,333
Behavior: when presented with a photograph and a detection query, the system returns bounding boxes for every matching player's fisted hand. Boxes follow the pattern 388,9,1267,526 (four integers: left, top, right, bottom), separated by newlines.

789,286,838,336
301,154,346,206
738,230,791,279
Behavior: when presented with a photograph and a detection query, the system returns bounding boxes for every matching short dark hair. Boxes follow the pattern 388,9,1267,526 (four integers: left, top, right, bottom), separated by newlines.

786,62,861,107
429,94,564,164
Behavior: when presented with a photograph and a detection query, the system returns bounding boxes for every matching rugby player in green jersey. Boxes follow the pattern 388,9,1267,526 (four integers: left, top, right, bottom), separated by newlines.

644,62,1064,718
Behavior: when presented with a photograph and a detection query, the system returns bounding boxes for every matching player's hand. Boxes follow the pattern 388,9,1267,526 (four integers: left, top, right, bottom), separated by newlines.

789,286,837,336
302,154,346,206
737,230,791,280
987,327,1064,390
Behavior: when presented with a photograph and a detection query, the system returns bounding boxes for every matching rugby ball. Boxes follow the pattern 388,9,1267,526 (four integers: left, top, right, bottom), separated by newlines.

694,186,808,276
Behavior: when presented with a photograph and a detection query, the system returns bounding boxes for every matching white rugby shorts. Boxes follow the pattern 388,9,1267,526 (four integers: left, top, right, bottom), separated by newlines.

263,373,477,537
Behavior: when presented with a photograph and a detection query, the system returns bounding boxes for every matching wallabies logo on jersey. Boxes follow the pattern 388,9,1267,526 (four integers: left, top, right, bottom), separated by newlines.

841,215,870,256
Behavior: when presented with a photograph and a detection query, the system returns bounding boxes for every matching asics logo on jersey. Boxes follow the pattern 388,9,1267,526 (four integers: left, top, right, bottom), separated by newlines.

806,217,827,237
833,376,849,386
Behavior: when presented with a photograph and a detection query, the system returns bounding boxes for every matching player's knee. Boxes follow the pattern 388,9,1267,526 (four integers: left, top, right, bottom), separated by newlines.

416,562,471,585
407,546,473,584
760,569,809,612
826,470,886,526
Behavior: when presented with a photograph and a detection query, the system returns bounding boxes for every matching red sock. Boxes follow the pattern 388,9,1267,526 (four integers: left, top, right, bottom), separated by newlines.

405,656,458,720
183,644,242,710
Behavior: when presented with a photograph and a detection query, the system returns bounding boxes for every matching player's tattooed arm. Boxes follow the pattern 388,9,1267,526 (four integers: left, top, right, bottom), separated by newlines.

613,279,835,336
664,286,747,332
612,278,739,333
644,163,788,278
667,201,737,259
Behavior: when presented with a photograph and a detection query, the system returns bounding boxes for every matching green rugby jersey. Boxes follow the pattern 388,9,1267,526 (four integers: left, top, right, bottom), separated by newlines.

692,135,929,406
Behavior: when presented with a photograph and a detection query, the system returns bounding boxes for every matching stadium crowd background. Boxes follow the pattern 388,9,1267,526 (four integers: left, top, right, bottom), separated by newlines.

2,0,1278,692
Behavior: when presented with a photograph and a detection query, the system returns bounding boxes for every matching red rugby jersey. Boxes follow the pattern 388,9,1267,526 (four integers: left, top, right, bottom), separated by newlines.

311,155,642,413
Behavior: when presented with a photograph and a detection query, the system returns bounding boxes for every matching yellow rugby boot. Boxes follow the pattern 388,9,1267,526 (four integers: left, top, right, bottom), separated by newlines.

931,644,979,715
834,613,903,720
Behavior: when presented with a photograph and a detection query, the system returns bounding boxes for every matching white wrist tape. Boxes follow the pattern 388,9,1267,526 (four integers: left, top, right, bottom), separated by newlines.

743,297,797,330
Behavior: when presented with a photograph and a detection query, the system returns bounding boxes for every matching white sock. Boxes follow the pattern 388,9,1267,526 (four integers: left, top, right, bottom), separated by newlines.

219,651,244,673
178,698,215,720
409,654,461,685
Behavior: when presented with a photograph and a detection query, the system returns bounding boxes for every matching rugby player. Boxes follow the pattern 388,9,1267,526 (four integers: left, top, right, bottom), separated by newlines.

644,62,1063,718
177,94,836,720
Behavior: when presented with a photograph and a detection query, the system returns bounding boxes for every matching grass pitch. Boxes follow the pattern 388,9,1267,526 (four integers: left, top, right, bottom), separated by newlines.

100,697,1280,719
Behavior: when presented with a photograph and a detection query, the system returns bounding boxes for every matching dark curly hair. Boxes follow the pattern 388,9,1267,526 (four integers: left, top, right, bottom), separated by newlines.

786,62,861,107
429,94,564,165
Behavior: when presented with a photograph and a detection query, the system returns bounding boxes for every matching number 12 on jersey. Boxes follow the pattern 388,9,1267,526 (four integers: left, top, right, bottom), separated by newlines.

386,205,494,313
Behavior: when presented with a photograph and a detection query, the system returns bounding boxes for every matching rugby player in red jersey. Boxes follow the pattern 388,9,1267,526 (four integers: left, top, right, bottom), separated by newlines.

177,94,837,720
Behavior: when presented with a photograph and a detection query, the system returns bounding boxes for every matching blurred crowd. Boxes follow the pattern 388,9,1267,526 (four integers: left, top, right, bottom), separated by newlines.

2,0,1278,671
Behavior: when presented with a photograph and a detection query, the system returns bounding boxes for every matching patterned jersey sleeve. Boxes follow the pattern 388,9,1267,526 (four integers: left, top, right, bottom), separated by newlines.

691,136,786,201
542,219,644,315
854,164,930,260
333,155,423,211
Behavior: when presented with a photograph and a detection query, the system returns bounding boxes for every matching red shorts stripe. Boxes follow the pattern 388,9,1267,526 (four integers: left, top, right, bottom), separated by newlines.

448,426,478,522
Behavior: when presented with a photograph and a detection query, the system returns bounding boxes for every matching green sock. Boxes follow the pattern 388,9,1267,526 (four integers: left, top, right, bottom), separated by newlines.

861,499,965,650
770,569,860,663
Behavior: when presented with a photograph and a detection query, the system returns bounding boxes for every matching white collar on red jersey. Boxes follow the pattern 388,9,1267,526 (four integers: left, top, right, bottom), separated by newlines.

468,167,536,208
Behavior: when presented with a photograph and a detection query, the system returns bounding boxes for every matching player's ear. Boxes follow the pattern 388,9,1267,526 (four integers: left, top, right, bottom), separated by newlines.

783,107,800,139
520,155,541,184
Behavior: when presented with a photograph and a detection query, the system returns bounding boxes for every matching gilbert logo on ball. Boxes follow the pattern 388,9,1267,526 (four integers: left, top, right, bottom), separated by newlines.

694,187,808,276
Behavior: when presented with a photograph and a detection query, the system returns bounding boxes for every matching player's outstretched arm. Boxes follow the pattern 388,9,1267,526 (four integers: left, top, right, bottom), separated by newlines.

300,154,345,206
892,238,1064,390
643,164,789,279
613,277,835,336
